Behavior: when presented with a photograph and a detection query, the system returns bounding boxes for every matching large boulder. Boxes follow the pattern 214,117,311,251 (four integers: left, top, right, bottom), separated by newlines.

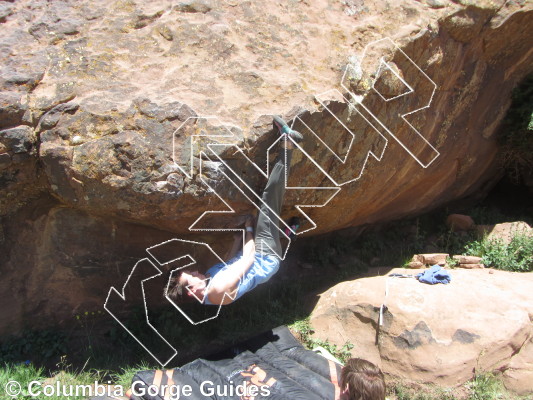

1,0,532,333
310,268,533,395
0,0,531,232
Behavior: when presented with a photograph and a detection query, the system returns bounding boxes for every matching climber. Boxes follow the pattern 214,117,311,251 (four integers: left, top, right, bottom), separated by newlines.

168,116,302,306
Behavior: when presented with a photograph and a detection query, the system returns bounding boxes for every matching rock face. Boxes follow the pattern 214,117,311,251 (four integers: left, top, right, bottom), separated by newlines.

1,0,532,333
0,200,176,335
1,0,532,230
477,221,533,244
310,268,533,395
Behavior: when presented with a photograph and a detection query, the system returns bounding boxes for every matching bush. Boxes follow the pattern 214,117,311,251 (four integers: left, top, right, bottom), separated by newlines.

465,233,533,272
0,330,67,364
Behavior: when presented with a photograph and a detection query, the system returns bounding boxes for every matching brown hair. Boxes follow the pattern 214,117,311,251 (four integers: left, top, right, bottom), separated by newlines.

340,358,386,400
167,271,189,301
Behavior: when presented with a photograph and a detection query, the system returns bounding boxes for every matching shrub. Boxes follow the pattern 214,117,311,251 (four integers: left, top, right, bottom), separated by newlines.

0,330,67,364
464,233,533,272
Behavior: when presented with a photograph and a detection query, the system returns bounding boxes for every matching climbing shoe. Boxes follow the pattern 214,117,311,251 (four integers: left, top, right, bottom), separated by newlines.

273,115,303,143
284,216,300,239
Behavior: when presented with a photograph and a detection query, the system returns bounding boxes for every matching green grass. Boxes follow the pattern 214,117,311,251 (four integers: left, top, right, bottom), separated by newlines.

0,362,44,394
0,358,154,400
0,360,101,400
387,372,524,400
289,317,354,364
389,382,457,400
466,372,511,400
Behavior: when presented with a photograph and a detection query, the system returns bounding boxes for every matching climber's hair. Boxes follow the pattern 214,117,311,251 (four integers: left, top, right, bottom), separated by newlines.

340,358,386,400
167,271,189,301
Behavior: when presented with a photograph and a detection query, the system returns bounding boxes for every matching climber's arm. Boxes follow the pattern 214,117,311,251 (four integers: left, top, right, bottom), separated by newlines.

208,218,255,305
224,232,243,261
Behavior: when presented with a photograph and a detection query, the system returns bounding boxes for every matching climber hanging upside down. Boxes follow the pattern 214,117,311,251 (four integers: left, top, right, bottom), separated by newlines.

168,116,303,306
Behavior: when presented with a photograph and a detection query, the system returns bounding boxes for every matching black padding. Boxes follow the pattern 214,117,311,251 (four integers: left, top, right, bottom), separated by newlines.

255,342,335,399
282,345,337,380
129,326,342,400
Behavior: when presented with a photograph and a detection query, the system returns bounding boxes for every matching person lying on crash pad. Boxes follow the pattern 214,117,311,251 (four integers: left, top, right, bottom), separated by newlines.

168,116,302,306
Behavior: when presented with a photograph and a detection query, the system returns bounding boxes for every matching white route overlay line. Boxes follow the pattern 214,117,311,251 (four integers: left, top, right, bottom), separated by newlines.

187,155,259,297
340,37,440,168
147,239,233,325
373,57,414,102
146,132,338,330
265,134,341,235
206,140,339,239
104,258,178,367
311,89,389,186
105,36,439,366
171,115,236,179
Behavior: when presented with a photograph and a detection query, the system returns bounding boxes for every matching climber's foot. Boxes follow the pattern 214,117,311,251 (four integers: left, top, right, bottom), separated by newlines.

284,216,301,239
273,115,303,143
